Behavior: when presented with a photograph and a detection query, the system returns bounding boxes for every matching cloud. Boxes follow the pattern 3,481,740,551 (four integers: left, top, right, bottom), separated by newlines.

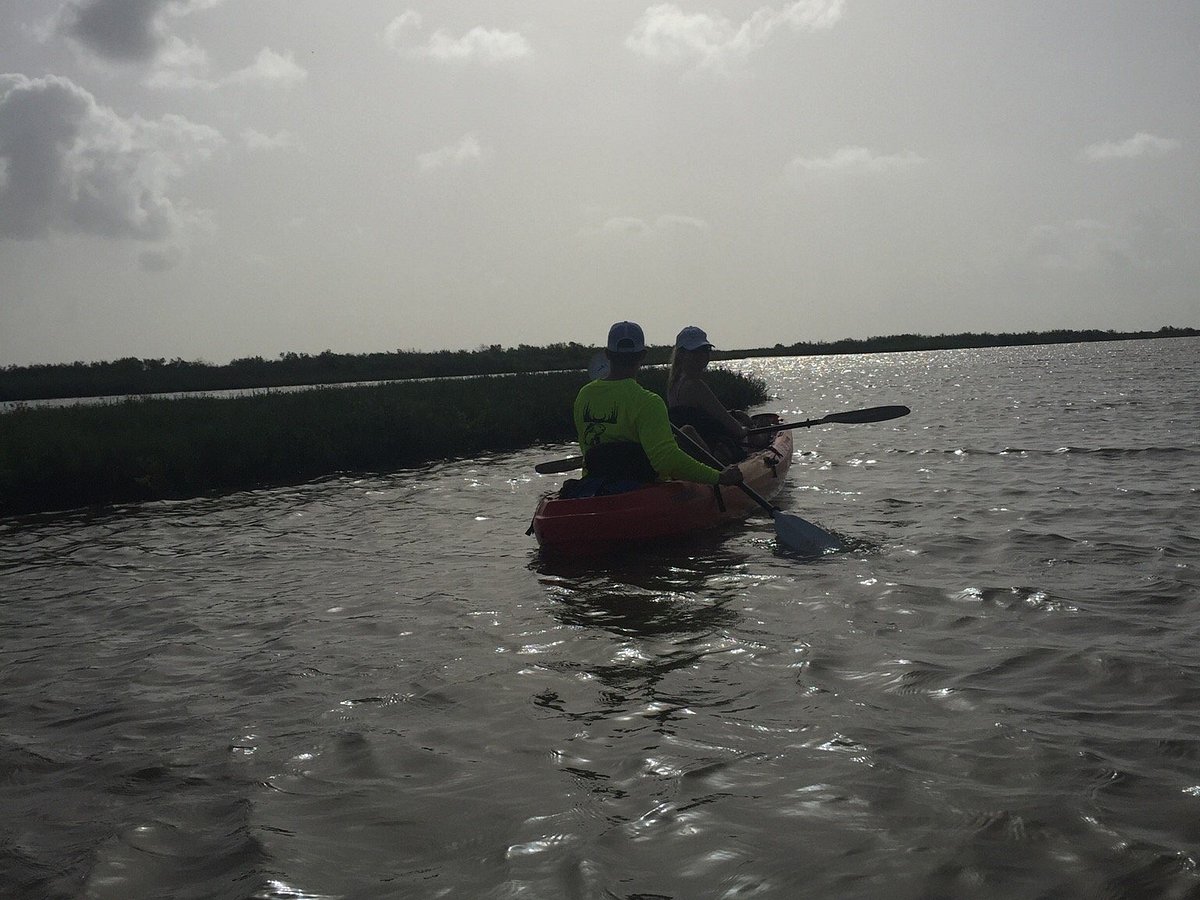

241,128,299,152
383,10,423,48
57,0,222,63
0,74,223,242
417,134,485,172
384,10,532,63
139,243,184,271
786,146,925,177
147,45,307,91
625,0,843,72
1025,214,1182,273
1082,132,1180,161
581,213,710,238
60,0,171,62
55,2,304,90
224,48,307,88
1026,219,1133,271
141,34,213,88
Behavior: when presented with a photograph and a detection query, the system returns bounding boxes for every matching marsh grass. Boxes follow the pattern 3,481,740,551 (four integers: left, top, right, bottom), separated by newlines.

0,368,768,516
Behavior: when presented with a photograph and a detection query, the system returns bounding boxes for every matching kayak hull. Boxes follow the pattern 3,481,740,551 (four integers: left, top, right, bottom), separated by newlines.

531,418,793,554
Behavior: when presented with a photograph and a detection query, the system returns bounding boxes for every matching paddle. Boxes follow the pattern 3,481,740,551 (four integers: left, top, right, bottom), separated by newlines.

745,404,910,436
670,425,842,554
588,351,611,381
534,403,910,475
535,455,589,475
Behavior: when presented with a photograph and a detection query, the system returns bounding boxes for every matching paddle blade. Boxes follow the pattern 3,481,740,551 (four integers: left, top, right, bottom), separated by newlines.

588,352,610,381
772,511,843,554
535,456,584,475
822,405,910,425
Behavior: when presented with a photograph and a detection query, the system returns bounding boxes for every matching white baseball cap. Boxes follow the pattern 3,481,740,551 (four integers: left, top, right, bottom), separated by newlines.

675,325,714,351
606,321,646,353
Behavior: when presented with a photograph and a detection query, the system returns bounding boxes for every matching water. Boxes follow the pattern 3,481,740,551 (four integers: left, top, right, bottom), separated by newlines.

2,337,1197,899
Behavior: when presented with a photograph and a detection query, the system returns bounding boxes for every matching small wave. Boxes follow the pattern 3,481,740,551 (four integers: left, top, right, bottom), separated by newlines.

893,446,1197,458
1052,446,1196,458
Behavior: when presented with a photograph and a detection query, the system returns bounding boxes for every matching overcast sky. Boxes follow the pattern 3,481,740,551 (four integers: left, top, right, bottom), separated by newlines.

1,1,1196,365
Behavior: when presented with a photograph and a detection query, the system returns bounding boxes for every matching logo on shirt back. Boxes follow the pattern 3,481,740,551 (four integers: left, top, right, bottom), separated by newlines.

581,403,617,449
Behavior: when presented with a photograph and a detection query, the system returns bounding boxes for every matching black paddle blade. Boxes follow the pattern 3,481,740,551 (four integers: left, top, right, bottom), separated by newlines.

822,405,910,425
535,456,583,475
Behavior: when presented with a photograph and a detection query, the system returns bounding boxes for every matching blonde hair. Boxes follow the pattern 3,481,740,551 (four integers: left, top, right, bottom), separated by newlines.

668,347,684,393
668,346,707,393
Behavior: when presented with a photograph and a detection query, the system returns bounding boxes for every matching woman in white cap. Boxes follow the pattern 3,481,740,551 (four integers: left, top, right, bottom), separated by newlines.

568,321,743,497
667,326,751,464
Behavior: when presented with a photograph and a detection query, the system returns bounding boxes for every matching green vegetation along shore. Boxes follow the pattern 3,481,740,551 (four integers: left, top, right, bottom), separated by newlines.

0,368,768,518
2,326,1195,402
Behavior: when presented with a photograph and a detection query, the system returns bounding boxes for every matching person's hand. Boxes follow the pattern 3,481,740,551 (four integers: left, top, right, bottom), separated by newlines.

717,464,743,486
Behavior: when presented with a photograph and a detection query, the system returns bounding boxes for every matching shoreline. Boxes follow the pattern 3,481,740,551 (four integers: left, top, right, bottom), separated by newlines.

2,327,1195,404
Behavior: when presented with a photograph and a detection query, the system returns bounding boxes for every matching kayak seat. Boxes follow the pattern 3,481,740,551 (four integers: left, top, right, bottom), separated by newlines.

582,441,658,483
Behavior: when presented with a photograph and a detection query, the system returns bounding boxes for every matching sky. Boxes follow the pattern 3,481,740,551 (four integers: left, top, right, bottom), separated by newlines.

0,1,1197,366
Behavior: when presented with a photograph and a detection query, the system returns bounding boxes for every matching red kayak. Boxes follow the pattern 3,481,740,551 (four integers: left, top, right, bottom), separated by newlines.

531,416,793,554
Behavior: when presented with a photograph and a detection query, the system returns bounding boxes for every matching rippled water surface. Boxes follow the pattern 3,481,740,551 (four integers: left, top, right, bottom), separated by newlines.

3,338,1198,899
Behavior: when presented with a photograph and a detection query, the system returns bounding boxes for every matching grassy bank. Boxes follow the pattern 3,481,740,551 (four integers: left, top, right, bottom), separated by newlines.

0,367,768,517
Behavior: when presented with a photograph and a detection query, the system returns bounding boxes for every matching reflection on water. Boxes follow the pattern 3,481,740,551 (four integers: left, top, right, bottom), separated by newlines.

545,589,740,638
1,338,1198,899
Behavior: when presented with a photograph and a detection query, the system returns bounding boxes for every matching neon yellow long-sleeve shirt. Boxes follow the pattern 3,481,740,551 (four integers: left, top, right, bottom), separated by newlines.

573,377,721,484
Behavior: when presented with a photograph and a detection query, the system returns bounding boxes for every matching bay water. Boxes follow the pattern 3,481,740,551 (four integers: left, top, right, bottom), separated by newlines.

2,337,1197,899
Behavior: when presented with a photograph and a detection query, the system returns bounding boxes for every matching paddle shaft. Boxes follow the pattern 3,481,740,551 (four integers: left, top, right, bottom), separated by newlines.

672,424,842,552
670,425,780,517
536,404,910,474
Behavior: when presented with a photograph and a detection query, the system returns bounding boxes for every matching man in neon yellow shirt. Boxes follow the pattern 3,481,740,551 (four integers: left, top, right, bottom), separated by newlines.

572,321,744,491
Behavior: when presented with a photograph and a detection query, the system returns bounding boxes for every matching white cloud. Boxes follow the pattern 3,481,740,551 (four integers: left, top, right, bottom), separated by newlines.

1083,132,1180,161
0,74,223,241
155,34,209,73
384,10,531,63
582,213,710,238
225,48,307,88
142,34,212,88
786,146,925,177
417,134,485,172
242,128,299,151
626,0,843,72
145,45,308,91
383,10,423,48
426,27,531,62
